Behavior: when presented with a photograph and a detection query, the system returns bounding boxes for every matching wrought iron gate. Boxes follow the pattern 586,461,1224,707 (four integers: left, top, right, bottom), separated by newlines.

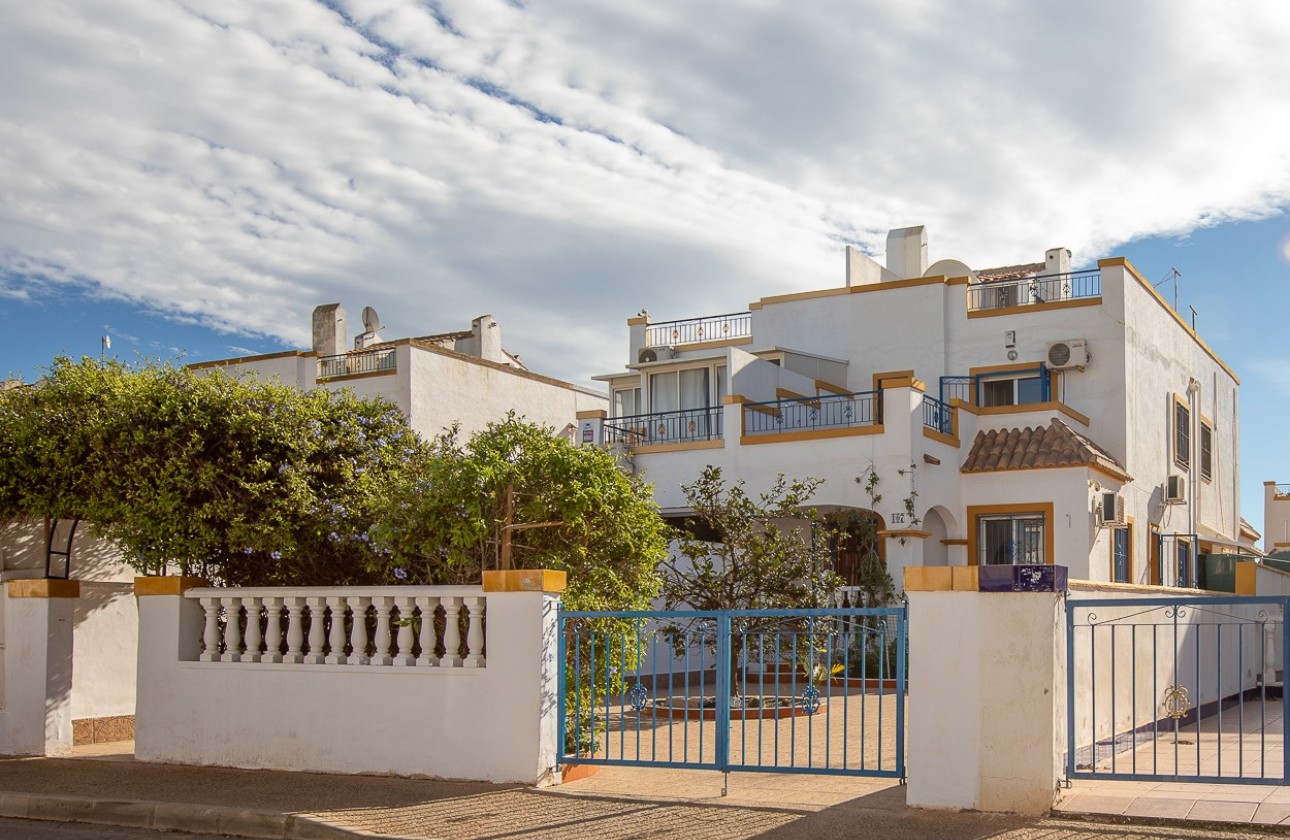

1067,595,1290,785
558,607,906,778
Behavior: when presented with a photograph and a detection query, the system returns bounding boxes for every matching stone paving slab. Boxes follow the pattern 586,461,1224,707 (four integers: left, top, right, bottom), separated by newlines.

0,743,1287,840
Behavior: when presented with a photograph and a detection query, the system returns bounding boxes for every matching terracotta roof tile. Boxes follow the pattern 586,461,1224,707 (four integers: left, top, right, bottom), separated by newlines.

961,419,1131,480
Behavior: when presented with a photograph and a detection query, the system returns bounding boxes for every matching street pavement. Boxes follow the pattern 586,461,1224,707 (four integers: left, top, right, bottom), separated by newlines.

0,743,1283,840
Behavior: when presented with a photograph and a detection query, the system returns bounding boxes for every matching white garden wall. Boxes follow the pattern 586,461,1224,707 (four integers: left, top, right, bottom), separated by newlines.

135,581,560,784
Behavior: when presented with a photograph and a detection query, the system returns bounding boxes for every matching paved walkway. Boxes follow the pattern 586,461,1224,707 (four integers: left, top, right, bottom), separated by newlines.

0,741,1282,839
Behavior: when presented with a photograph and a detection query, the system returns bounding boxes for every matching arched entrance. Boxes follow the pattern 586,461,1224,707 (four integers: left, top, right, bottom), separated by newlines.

824,509,887,606
922,507,950,566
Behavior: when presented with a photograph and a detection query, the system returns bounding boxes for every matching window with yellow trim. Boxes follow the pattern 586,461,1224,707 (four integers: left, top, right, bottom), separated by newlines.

978,512,1046,565
1111,524,1132,583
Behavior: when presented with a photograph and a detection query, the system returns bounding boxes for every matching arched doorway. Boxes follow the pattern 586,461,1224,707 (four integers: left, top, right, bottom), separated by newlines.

922,507,949,566
825,509,887,606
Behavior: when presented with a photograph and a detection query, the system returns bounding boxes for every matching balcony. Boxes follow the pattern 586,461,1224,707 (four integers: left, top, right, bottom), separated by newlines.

743,391,880,438
317,348,397,379
967,270,1100,313
922,395,953,435
604,406,723,447
645,312,751,347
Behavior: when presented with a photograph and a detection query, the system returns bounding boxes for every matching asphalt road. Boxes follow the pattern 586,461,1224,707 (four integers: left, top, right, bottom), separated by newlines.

0,817,235,839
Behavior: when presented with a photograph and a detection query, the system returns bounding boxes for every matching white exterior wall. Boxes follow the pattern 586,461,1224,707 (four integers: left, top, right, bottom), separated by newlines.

1119,264,1242,562
907,589,1064,813
604,254,1241,587
407,346,605,441
196,343,606,444
135,586,560,783
70,582,137,720
1264,484,1290,553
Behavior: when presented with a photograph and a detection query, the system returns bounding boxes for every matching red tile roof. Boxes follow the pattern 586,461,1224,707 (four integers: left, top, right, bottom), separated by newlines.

961,418,1130,480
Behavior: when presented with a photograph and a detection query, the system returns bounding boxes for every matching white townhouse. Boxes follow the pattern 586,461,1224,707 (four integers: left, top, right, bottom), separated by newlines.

191,304,607,442
584,226,1253,591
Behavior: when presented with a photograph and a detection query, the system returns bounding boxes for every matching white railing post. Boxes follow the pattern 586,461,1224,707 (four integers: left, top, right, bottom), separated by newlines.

441,596,463,667
371,596,394,666
200,597,221,662
465,596,486,668
347,595,370,665
262,597,283,663
284,597,305,664
325,596,348,665
243,597,263,662
220,597,242,662
394,596,416,666
416,596,439,667
305,596,327,664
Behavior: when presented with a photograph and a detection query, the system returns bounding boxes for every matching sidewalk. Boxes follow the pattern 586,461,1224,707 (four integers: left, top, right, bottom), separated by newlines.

0,741,1280,840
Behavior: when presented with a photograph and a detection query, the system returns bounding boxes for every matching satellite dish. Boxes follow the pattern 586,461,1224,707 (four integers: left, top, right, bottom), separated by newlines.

361,306,383,333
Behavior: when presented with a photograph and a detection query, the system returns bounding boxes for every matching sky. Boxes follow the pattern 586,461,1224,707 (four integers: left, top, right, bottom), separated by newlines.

2,1,1289,533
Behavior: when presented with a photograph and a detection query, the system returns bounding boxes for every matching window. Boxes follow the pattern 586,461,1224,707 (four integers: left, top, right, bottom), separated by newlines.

1174,397,1190,470
1112,525,1131,583
978,512,1046,565
612,386,641,419
971,365,1048,407
1199,420,1213,481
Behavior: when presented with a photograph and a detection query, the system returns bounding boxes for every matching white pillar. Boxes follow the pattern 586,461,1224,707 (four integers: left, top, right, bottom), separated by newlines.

905,572,1064,815
0,579,79,756
133,577,208,763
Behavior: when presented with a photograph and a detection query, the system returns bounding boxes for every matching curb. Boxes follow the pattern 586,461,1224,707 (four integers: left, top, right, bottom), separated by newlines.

0,790,405,839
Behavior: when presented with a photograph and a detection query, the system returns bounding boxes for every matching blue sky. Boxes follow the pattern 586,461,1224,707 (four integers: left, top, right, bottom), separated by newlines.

2,1,1289,535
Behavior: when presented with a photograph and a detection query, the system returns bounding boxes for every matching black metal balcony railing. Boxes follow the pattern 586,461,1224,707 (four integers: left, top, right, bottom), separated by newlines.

604,406,724,447
938,376,972,406
922,395,953,435
645,312,751,347
743,391,880,436
317,348,397,379
967,270,1101,312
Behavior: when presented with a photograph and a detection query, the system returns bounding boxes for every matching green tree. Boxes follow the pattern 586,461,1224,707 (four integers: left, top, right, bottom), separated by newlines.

661,466,845,695
368,415,668,611
662,466,842,613
0,356,425,584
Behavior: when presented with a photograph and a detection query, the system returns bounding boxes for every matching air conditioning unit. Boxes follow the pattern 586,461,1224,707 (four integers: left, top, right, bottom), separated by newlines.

637,346,674,364
1046,339,1089,370
1165,474,1186,504
1096,491,1126,526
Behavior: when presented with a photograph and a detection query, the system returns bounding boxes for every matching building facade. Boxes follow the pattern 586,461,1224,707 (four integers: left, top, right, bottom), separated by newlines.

191,305,607,442
585,227,1248,589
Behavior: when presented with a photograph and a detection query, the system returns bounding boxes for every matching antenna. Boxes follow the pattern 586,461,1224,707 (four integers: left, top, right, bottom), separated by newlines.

361,306,382,333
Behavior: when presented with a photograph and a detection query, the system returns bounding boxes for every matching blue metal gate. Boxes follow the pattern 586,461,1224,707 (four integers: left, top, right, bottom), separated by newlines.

558,607,906,778
1067,595,1290,785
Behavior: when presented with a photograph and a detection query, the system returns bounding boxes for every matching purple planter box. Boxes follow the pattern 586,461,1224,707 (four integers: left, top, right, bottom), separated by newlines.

977,564,1068,593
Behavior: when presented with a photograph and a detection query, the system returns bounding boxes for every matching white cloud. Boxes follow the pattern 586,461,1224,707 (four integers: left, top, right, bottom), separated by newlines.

2,0,1289,383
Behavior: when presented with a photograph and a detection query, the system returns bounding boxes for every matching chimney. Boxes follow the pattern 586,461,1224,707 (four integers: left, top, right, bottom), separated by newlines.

885,226,928,279
311,304,346,357
472,315,506,364
1045,247,1072,276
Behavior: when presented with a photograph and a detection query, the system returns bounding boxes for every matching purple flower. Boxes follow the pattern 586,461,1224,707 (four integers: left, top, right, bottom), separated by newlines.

242,547,253,555
270,550,281,560
393,567,408,581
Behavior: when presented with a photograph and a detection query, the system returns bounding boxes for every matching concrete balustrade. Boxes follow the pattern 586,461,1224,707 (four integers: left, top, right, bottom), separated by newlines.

135,573,564,783
189,587,486,668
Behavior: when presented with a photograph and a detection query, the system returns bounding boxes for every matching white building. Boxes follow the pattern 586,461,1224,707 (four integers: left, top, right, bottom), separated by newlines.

190,304,607,441
1263,482,1290,555
586,226,1250,590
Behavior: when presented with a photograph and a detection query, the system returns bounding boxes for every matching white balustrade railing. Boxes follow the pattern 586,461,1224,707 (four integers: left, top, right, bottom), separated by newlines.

185,586,486,668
